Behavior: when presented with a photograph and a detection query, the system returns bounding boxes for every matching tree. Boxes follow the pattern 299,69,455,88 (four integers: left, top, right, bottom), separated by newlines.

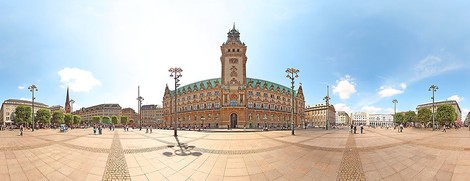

35,109,51,126
51,111,64,126
120,116,128,125
73,115,81,127
64,114,73,126
394,112,405,125
404,111,417,126
436,105,456,126
111,116,119,125
102,116,111,124
417,109,432,127
15,106,31,126
129,119,135,126
92,116,101,124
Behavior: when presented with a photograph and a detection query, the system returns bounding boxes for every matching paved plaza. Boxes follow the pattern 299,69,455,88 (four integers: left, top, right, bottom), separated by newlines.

1,127,470,181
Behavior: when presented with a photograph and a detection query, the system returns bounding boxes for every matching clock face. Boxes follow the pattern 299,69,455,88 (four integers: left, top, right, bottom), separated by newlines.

229,58,238,64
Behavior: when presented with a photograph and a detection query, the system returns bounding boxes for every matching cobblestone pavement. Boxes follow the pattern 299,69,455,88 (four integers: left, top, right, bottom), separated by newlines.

2,127,470,180
336,133,365,180
102,131,131,181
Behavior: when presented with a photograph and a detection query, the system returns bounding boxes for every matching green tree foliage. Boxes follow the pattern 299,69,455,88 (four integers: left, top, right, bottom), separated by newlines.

393,112,405,125
120,116,128,125
64,114,73,126
15,106,31,125
102,116,111,124
436,105,456,126
35,109,51,125
404,111,417,126
417,109,432,127
73,115,81,126
111,116,119,125
129,119,135,125
51,111,64,126
92,116,101,124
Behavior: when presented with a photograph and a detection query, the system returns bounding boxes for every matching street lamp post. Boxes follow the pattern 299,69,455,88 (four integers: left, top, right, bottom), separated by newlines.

323,85,330,130
169,67,183,136
429,85,438,131
392,99,398,127
286,68,299,135
137,86,144,131
28,85,38,132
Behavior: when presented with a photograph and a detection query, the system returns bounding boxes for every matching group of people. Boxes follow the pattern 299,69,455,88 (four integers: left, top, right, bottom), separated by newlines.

350,124,364,134
93,124,103,135
145,125,153,134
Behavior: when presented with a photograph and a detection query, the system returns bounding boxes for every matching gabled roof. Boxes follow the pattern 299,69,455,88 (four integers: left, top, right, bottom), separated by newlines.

169,77,299,96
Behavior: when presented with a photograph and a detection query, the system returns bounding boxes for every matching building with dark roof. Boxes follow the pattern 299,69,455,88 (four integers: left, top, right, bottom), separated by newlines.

1,99,49,126
162,25,305,129
73,104,122,123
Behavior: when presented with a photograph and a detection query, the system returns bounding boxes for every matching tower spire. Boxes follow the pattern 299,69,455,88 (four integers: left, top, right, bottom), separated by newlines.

65,86,71,113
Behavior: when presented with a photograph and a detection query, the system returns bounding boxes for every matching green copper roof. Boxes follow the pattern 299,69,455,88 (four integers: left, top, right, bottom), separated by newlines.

170,77,297,96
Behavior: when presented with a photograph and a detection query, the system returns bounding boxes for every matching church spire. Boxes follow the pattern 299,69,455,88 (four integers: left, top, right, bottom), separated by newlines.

65,86,71,113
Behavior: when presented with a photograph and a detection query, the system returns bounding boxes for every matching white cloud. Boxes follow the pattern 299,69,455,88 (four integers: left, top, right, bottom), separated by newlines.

58,67,101,92
18,86,25,90
448,95,464,102
400,83,407,89
334,103,353,113
378,87,404,98
333,75,356,100
362,106,382,113
412,55,462,82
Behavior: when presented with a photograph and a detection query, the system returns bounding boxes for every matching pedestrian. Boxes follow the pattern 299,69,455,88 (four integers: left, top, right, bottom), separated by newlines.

93,125,96,135
350,124,353,133
360,124,364,134
399,124,403,133
150,125,153,134
19,125,24,136
146,126,149,133
353,125,357,134
442,125,447,132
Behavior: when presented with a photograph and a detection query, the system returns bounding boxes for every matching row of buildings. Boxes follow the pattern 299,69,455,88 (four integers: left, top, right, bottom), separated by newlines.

0,98,163,126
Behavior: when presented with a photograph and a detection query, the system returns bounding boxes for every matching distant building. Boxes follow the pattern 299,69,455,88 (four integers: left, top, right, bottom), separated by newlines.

466,112,470,126
416,100,462,123
336,111,350,125
73,104,122,123
121,108,139,123
141,104,162,126
49,105,65,113
368,113,394,127
0,99,49,126
351,112,368,126
305,104,336,128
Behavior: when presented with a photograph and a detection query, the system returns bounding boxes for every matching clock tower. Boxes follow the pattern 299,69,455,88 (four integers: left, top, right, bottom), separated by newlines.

220,24,247,88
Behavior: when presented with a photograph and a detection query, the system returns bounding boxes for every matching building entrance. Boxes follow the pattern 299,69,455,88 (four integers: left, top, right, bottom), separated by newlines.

230,113,238,128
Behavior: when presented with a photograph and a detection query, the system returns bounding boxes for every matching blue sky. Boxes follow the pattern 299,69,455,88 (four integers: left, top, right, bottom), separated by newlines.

1,1,469,119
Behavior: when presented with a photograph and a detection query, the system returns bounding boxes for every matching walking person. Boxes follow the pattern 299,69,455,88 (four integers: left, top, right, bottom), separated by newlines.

360,124,364,134
146,126,149,134
353,125,357,134
19,125,24,136
93,124,96,135
442,125,447,132
350,124,353,133
150,125,153,134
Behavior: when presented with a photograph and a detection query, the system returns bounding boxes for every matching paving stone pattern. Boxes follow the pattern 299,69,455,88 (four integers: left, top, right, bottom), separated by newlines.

336,134,366,181
102,131,131,181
